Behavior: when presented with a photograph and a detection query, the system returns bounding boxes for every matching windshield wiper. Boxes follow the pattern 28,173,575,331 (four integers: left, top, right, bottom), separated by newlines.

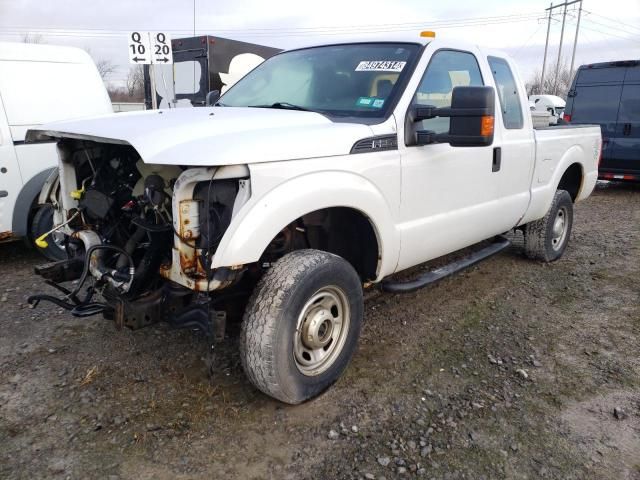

249,102,312,112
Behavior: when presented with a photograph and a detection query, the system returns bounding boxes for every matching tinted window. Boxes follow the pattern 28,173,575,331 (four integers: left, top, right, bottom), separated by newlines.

577,66,626,85
624,65,640,82
414,50,483,134
488,56,523,129
571,85,622,129
618,85,640,123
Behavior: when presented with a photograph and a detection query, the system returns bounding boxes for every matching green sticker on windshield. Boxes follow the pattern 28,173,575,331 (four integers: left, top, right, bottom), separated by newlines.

356,97,385,108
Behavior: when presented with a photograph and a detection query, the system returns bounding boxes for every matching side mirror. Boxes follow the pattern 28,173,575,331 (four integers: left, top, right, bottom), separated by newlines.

408,86,495,147
205,90,220,106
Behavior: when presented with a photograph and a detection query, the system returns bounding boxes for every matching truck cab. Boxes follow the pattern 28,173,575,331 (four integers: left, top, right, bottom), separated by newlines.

26,36,600,404
0,42,113,254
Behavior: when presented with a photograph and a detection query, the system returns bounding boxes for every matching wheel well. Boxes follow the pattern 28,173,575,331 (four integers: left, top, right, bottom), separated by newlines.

261,207,380,281
557,163,583,201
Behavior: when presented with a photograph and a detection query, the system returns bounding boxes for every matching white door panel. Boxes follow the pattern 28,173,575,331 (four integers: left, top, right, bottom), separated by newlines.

486,55,535,224
396,47,508,272
0,93,22,236
397,193,528,271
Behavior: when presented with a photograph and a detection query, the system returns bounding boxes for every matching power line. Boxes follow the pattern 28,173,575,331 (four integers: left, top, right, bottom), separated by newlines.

0,18,543,40
0,12,543,35
580,16,640,39
0,12,544,39
578,21,640,44
585,11,640,34
514,22,545,56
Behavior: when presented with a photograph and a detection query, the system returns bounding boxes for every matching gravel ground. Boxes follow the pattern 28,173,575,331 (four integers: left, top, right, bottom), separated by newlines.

1,181,639,480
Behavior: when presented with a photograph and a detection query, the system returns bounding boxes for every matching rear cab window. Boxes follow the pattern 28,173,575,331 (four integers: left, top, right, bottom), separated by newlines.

487,56,523,129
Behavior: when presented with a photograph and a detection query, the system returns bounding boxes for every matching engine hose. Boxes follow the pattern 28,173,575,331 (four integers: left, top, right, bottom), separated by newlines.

68,244,135,299
116,226,146,270
131,216,172,233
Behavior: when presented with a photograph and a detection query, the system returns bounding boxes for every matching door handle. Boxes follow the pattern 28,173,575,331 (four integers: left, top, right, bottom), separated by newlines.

623,123,631,136
492,147,502,172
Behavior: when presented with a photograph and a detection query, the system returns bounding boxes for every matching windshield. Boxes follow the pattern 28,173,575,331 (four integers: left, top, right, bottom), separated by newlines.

218,43,421,119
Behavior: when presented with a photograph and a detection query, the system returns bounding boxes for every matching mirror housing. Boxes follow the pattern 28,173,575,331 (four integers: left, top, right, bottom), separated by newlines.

408,86,495,147
205,89,220,106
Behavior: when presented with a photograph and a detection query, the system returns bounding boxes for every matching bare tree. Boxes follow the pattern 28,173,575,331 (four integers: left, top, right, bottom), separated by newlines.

83,47,117,80
95,59,117,80
526,62,574,99
21,33,45,44
125,65,145,100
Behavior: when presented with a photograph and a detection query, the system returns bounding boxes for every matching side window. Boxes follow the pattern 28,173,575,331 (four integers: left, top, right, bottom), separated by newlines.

488,56,523,129
414,50,484,134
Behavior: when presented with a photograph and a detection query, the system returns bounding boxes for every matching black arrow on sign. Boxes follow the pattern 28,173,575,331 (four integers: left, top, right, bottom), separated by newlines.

132,57,146,63
156,57,169,63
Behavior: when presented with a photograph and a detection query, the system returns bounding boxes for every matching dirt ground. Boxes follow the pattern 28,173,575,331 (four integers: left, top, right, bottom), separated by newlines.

1,181,639,480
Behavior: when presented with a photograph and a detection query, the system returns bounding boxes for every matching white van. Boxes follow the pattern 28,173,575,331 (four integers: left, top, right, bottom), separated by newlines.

529,94,566,125
0,42,112,259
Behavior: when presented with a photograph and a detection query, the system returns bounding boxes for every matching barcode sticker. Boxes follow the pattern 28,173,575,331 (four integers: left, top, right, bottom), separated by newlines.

355,61,406,72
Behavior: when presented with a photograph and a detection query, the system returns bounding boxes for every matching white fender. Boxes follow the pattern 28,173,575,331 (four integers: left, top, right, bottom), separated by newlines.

211,171,400,281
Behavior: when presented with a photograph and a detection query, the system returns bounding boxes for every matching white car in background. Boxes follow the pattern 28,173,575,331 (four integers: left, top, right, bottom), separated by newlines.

0,42,113,259
529,94,566,125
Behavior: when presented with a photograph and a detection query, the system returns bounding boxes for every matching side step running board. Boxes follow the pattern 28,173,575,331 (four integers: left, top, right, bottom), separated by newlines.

381,236,511,294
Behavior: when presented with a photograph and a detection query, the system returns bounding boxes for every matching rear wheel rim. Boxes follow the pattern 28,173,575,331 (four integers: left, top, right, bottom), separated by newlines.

293,286,350,376
551,206,569,251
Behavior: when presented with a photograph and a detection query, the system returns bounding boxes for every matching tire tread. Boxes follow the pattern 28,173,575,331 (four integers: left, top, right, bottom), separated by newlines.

239,249,344,403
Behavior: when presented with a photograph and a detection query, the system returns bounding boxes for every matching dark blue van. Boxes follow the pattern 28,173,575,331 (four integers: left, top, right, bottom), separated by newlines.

565,60,640,181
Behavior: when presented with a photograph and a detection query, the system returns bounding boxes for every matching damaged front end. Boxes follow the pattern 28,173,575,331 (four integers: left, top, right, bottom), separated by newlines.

29,137,249,336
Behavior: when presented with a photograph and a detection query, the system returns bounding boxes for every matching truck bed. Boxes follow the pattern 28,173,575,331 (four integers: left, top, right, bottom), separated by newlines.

522,124,601,224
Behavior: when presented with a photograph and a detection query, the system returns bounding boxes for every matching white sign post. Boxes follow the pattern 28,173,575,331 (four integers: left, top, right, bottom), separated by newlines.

127,31,151,65
150,32,173,65
128,32,173,110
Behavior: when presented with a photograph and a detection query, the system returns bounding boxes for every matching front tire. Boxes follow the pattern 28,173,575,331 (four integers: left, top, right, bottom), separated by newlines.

30,204,67,261
524,189,574,262
240,249,363,404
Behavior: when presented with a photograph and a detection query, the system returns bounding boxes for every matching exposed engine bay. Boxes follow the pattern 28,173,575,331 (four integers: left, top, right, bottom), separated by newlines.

30,139,249,333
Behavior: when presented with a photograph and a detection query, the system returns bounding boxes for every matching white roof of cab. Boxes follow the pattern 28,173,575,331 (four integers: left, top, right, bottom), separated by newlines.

0,42,95,64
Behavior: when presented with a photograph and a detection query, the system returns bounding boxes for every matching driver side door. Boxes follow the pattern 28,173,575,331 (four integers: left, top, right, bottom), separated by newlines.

396,48,505,272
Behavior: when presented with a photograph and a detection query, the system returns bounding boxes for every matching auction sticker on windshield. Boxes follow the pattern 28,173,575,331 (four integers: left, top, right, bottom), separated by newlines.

355,61,406,72
356,97,385,108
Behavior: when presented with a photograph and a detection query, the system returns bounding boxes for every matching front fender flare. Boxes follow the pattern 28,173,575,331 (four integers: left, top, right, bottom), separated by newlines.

211,171,400,280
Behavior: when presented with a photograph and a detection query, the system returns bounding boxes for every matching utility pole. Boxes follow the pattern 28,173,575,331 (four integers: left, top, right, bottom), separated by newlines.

542,0,582,95
569,0,583,76
553,1,568,94
540,2,553,94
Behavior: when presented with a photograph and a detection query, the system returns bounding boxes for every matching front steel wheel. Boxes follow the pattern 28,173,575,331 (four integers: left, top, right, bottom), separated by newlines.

240,250,363,404
293,286,351,376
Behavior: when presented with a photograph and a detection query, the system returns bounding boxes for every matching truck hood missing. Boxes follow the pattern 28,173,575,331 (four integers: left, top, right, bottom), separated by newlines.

26,107,376,165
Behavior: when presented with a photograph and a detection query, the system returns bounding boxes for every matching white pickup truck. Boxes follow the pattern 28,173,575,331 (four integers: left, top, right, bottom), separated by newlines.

27,36,601,404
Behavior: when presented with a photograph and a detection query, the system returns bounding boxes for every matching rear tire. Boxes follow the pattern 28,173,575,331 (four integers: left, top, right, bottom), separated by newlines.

240,249,363,404
30,204,66,261
524,189,573,262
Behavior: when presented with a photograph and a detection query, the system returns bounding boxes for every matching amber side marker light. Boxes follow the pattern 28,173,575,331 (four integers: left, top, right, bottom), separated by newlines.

420,31,436,38
481,116,495,137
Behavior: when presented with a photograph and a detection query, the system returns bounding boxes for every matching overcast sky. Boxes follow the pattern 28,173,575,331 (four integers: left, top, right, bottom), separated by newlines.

1,0,639,87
